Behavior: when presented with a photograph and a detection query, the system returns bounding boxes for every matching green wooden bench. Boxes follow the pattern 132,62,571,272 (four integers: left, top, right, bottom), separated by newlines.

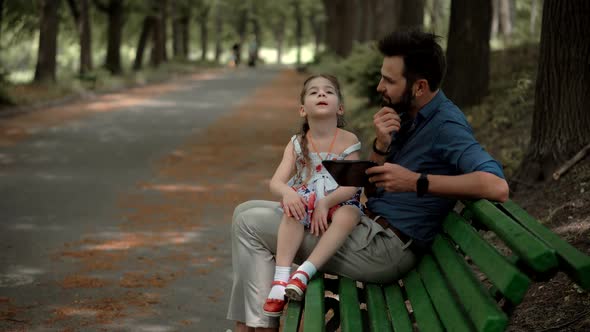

283,199,590,332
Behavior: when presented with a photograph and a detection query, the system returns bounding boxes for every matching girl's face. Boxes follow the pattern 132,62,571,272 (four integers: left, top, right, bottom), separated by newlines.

300,77,343,120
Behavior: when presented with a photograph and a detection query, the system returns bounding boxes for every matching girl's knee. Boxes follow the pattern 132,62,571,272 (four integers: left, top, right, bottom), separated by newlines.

331,206,361,226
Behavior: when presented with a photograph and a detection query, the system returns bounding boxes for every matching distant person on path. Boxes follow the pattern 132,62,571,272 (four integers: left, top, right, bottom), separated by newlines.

231,43,241,67
227,30,509,331
260,74,363,317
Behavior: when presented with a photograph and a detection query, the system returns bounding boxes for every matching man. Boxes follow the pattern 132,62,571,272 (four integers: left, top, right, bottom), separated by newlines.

227,30,509,332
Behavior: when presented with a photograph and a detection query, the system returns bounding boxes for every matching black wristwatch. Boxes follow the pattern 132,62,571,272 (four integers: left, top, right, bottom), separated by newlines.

372,138,391,156
416,173,429,197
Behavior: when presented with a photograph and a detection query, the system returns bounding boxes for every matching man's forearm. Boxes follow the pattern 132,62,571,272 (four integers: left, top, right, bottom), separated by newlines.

427,171,509,202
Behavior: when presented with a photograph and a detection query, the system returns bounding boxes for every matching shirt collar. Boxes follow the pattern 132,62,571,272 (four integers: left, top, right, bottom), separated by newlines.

416,90,446,122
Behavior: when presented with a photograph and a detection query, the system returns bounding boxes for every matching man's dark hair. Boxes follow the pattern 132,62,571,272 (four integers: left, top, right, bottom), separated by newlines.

377,30,446,91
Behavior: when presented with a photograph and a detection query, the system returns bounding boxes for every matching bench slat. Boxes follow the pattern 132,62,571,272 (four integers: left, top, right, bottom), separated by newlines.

500,200,590,290
465,200,558,273
283,300,303,332
417,255,473,332
403,270,444,332
366,284,394,332
443,212,531,304
303,277,325,332
383,283,413,332
338,277,363,332
432,236,508,332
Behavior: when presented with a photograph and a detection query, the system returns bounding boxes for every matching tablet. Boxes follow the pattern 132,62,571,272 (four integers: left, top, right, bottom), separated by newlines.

321,160,378,187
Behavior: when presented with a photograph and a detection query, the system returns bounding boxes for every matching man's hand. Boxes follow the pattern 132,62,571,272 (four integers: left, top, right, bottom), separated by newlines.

310,199,330,236
366,163,420,192
282,190,307,220
373,106,402,150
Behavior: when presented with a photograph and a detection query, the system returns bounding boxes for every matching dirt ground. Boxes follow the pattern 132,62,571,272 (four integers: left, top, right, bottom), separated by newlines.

505,163,590,332
0,68,588,331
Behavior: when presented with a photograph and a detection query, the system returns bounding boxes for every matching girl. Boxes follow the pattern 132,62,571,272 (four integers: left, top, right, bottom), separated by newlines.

263,74,363,317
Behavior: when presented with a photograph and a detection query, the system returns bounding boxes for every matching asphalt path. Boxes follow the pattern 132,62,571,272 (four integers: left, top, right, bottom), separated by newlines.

0,67,286,331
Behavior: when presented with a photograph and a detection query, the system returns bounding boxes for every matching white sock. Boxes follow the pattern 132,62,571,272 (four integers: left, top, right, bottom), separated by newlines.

293,261,317,285
268,266,291,300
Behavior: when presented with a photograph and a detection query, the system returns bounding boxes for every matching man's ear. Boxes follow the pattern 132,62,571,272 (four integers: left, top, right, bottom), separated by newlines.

414,79,429,97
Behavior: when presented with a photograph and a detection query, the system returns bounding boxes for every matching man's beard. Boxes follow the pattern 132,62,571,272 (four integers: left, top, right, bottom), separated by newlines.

381,86,414,117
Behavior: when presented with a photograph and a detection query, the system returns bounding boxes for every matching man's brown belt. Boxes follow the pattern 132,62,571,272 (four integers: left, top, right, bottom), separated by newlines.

364,208,412,245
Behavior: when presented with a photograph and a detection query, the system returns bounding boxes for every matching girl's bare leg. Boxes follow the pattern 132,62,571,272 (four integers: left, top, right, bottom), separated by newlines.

235,321,255,332
276,215,305,267
235,321,277,332
307,206,360,269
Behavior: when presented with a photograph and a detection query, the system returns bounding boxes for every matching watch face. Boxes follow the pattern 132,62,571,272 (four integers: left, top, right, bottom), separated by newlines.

417,174,428,196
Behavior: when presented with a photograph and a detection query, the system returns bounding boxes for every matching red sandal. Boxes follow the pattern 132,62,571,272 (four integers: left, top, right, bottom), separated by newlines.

285,271,310,301
263,280,288,317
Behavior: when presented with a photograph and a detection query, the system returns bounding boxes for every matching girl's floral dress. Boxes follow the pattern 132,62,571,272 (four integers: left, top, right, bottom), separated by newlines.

281,135,363,228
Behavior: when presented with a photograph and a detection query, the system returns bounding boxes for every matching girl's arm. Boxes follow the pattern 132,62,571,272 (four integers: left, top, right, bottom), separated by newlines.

321,150,362,207
310,150,362,236
269,141,307,220
269,141,296,197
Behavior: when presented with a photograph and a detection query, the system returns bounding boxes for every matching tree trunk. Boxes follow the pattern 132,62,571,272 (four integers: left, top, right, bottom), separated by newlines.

309,14,323,59
79,0,92,74
172,17,182,58
323,0,356,57
171,0,182,58
530,0,538,35
491,0,499,38
274,24,285,64
161,0,168,61
429,0,444,34
374,0,401,40
197,3,210,62
276,35,283,64
181,15,190,59
499,0,512,39
104,0,123,74
444,0,492,108
200,18,208,61
213,2,222,63
34,0,60,83
133,15,154,70
150,1,165,67
357,0,369,43
67,0,92,74
294,1,303,66
236,6,248,47
0,0,3,79
364,0,376,41
399,0,424,29
0,0,3,41
516,0,590,182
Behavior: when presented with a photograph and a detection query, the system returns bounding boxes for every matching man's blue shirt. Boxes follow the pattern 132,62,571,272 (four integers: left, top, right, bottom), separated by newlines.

366,91,504,246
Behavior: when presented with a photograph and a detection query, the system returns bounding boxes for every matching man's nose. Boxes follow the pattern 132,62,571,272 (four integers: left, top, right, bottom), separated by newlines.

376,79,384,92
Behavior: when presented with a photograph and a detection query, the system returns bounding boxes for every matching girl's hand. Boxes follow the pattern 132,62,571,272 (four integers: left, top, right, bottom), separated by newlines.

282,190,307,221
310,199,330,236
